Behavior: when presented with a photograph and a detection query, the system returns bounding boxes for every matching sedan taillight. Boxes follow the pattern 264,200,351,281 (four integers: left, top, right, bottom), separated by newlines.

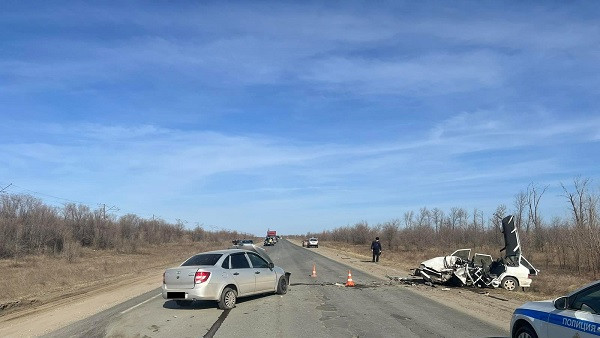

195,271,211,284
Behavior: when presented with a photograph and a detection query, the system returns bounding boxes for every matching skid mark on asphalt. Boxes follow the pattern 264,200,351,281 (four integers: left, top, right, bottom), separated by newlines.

203,309,230,338
290,282,390,289
316,304,337,311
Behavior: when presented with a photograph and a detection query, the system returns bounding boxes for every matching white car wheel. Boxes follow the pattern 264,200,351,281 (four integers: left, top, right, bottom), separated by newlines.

502,276,518,291
218,287,237,310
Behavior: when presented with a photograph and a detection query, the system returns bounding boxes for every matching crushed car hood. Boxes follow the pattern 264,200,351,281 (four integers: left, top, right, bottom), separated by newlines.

420,255,462,272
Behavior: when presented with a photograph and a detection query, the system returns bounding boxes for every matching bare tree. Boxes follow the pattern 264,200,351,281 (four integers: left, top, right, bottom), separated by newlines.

403,211,414,229
561,177,590,228
351,221,372,245
431,208,444,234
526,183,548,250
449,207,460,230
416,207,431,229
492,204,507,230
382,219,400,251
527,183,548,233
513,191,527,232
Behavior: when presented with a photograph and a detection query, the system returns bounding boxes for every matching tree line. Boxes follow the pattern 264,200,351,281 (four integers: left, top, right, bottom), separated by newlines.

0,194,248,260
307,177,600,277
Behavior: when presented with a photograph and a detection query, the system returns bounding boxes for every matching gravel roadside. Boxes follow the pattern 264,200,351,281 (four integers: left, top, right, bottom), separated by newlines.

0,267,164,337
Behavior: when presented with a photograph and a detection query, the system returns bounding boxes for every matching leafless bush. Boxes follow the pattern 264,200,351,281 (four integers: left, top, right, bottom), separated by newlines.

0,193,246,261
62,239,81,263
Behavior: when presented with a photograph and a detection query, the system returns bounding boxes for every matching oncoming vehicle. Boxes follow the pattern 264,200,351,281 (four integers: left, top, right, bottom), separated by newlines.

264,237,275,246
307,237,319,248
162,246,290,310
510,280,600,338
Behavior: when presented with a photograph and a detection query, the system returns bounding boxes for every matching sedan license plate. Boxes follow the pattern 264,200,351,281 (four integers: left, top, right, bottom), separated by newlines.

167,292,186,299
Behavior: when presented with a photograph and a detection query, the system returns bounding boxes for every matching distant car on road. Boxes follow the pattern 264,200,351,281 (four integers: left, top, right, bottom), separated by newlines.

232,239,254,245
307,237,319,248
510,279,600,338
162,246,289,310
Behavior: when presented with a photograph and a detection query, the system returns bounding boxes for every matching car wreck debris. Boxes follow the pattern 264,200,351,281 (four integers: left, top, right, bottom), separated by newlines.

414,215,539,291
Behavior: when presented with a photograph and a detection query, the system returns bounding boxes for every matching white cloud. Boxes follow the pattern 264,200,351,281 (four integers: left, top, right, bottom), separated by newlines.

301,51,503,95
1,115,597,234
416,18,600,52
427,110,600,156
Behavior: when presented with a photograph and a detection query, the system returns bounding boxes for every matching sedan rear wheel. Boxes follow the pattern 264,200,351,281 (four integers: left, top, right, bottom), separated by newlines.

218,287,237,310
501,276,518,291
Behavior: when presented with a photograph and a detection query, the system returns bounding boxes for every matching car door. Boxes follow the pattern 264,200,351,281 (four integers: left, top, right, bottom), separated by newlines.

229,253,255,295
248,252,276,292
548,283,600,338
451,249,471,261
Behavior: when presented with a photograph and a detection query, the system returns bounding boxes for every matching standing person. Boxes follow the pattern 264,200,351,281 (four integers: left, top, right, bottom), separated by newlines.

371,237,382,262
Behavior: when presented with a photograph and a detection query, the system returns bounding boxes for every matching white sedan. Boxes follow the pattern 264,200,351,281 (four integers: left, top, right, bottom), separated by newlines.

162,245,290,310
510,280,600,338
307,237,319,248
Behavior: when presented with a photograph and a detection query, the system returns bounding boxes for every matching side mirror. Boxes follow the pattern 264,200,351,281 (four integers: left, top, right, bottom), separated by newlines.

554,296,568,310
268,262,274,269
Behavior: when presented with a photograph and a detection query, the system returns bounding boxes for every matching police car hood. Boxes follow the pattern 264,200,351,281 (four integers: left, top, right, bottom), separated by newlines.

517,300,554,312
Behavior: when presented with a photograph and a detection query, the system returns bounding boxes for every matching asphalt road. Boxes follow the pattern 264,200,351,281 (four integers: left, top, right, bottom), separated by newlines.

44,239,509,338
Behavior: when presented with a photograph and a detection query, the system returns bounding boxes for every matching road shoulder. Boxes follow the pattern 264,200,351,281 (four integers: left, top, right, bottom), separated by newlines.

0,268,163,337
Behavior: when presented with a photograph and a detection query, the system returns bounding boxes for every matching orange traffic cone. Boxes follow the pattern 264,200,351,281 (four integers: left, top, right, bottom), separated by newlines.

311,264,317,278
345,270,355,287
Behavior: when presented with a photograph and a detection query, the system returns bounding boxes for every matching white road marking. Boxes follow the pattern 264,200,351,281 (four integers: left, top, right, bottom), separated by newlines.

120,293,162,315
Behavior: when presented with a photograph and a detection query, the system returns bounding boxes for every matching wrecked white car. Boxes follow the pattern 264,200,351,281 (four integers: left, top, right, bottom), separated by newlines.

415,215,539,291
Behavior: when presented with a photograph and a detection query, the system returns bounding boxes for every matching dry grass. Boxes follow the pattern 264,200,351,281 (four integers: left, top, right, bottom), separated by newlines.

0,241,227,310
321,241,598,299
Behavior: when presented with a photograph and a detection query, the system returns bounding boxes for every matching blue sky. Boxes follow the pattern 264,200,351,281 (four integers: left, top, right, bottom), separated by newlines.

1,1,599,235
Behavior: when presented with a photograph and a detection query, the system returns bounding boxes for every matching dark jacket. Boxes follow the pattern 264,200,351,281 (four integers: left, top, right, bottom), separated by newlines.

371,240,382,253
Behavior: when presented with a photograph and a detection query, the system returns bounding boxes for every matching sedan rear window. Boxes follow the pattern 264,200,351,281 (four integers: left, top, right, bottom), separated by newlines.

181,254,223,266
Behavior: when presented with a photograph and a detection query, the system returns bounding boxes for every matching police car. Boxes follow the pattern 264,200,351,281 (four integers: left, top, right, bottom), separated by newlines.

510,280,600,338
